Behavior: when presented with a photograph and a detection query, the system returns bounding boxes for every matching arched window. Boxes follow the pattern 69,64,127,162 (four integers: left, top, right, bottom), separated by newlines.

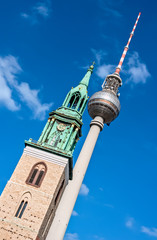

78,98,85,112
26,162,47,187
15,192,31,219
67,92,81,109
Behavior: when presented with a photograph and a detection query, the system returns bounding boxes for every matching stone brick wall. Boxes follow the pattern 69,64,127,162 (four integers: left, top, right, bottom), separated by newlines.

0,148,68,240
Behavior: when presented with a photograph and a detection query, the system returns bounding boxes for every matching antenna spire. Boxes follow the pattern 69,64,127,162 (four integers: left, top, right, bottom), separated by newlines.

115,12,141,75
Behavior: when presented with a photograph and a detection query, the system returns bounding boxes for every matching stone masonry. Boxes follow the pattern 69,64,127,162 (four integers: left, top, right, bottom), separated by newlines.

0,146,69,240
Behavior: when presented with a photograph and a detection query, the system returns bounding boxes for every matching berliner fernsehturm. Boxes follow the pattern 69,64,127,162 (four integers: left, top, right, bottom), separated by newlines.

46,12,141,240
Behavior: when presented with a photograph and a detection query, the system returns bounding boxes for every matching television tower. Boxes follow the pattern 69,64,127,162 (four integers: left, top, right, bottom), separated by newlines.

46,12,141,240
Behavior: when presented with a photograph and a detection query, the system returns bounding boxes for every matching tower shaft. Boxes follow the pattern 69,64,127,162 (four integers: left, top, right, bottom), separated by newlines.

46,116,104,240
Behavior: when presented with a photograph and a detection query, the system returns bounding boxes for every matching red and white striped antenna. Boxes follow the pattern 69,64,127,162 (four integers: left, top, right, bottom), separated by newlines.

115,12,141,75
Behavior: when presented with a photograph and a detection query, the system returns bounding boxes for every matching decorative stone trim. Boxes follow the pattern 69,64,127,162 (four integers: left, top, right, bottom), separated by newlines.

8,181,54,198
0,217,38,233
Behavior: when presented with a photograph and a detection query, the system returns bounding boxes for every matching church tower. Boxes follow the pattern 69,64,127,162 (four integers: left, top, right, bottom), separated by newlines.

0,64,94,240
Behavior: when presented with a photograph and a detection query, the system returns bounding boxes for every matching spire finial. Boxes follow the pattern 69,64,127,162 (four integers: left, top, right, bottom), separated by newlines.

89,61,95,71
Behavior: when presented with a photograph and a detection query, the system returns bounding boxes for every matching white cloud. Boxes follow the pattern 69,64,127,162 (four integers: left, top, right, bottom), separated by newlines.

126,52,151,84
34,2,50,17
104,203,114,208
99,187,104,192
0,55,21,111
21,13,30,19
96,63,115,79
91,49,107,65
104,0,124,6
21,0,52,24
64,233,79,240
21,12,38,25
141,226,157,237
0,74,20,111
0,55,52,120
16,82,52,120
103,7,122,18
0,55,22,85
93,235,105,240
79,183,89,196
91,48,115,80
72,210,79,216
94,51,150,86
125,217,134,229
98,0,122,18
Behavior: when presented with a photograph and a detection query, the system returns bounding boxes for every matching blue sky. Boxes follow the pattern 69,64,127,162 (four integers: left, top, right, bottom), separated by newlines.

0,0,156,240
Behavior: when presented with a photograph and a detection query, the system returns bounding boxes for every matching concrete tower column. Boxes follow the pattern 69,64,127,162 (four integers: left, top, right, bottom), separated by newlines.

46,116,104,240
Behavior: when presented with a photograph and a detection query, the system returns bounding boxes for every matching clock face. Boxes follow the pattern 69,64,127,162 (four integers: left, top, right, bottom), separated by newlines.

57,123,66,131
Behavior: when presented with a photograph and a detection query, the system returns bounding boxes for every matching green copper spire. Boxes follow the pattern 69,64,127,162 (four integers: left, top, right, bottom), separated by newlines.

79,62,95,87
25,63,94,179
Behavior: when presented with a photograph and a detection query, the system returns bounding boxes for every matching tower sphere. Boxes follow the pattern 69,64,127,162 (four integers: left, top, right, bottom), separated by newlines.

88,73,122,124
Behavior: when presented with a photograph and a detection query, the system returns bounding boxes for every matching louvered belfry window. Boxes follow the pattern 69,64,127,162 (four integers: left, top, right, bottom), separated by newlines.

68,92,81,109
26,162,47,187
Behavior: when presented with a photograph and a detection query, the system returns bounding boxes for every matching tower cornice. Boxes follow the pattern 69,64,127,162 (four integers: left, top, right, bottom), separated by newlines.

25,141,73,180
